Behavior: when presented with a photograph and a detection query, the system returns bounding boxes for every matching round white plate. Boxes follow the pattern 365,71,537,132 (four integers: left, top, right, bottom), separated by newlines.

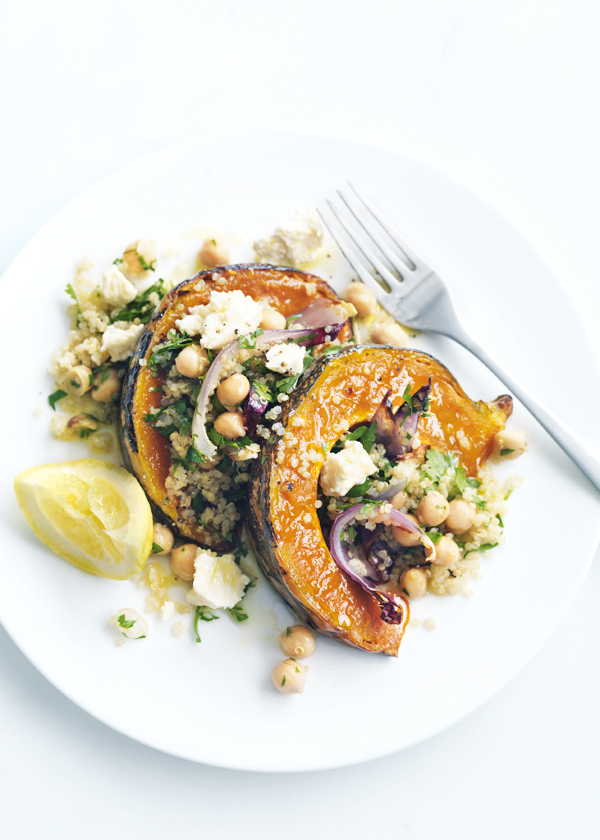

2,130,599,772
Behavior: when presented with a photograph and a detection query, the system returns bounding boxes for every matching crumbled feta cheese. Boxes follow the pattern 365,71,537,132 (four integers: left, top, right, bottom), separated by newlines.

102,322,144,362
186,550,250,610
101,265,138,308
319,440,378,497
265,342,306,376
253,208,323,267
159,600,175,622
176,290,263,350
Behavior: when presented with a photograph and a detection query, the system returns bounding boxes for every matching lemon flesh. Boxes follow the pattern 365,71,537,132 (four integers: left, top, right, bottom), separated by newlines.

14,460,153,579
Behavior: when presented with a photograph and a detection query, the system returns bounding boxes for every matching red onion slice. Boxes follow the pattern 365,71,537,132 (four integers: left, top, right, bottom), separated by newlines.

329,504,434,624
294,298,352,329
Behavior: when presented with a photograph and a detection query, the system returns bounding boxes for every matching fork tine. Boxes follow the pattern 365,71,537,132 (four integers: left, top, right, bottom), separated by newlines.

336,187,414,276
317,205,393,302
325,199,403,293
346,181,421,271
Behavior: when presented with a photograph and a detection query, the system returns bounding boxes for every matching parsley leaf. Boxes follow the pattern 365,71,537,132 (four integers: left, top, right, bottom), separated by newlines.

65,283,80,318
496,513,504,528
193,605,219,642
48,389,67,411
228,605,249,622
149,330,194,372
151,542,164,554
464,542,498,557
238,328,264,349
110,279,166,324
346,478,372,498
500,448,515,457
117,614,136,629
455,466,481,494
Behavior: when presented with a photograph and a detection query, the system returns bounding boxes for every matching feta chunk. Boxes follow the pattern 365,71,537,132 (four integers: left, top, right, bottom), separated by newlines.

253,208,323,267
101,321,144,362
319,440,378,497
101,265,138,308
265,342,306,376
176,290,263,350
186,550,250,610
159,600,175,622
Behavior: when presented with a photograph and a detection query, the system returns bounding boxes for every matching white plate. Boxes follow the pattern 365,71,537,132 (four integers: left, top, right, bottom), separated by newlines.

2,130,599,772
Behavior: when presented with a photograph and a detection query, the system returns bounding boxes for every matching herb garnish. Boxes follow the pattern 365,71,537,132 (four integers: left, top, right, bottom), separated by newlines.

238,328,264,349
500,448,515,456
464,542,498,557
151,542,164,554
228,605,249,622
110,279,166,324
193,605,219,643
149,329,194,372
48,389,67,411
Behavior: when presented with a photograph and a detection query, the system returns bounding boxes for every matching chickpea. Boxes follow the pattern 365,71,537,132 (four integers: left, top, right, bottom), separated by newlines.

91,368,121,403
217,374,250,409
391,490,408,510
341,282,377,318
370,322,408,347
492,429,528,460
175,344,209,378
445,499,476,534
399,567,428,599
199,238,230,267
152,523,174,556
279,625,315,659
64,365,93,396
171,543,198,581
417,491,449,527
260,307,287,330
271,659,308,695
122,240,157,274
392,513,422,547
213,411,246,439
431,535,460,567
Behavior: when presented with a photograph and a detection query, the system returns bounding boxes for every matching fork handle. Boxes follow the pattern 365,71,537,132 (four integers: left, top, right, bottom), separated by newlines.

451,328,600,492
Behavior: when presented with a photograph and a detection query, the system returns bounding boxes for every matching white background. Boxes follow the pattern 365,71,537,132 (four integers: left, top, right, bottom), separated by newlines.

1,1,599,837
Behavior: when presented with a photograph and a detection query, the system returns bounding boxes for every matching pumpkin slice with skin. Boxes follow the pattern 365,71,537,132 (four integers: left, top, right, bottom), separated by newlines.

248,345,512,655
120,264,352,550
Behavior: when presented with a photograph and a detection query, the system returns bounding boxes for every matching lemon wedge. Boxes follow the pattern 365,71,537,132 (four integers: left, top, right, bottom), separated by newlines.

14,460,153,579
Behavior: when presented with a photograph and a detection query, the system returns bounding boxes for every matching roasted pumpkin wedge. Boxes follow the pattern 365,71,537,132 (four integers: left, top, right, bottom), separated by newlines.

120,264,350,549
248,345,511,656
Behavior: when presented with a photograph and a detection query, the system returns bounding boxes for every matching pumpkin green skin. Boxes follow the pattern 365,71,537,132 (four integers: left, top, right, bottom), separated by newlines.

247,344,511,655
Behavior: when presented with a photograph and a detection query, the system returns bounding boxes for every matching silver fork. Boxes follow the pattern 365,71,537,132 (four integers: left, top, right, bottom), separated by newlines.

318,183,600,492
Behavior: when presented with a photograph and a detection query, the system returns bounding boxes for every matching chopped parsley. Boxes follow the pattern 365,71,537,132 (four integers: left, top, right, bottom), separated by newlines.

110,279,167,324
228,605,249,622
281,675,287,687
464,542,498,557
193,605,219,643
238,328,264,349
48,389,67,411
149,329,194,372
496,513,504,528
500,448,515,457
286,627,292,637
151,542,164,555
65,282,80,318
117,614,136,629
